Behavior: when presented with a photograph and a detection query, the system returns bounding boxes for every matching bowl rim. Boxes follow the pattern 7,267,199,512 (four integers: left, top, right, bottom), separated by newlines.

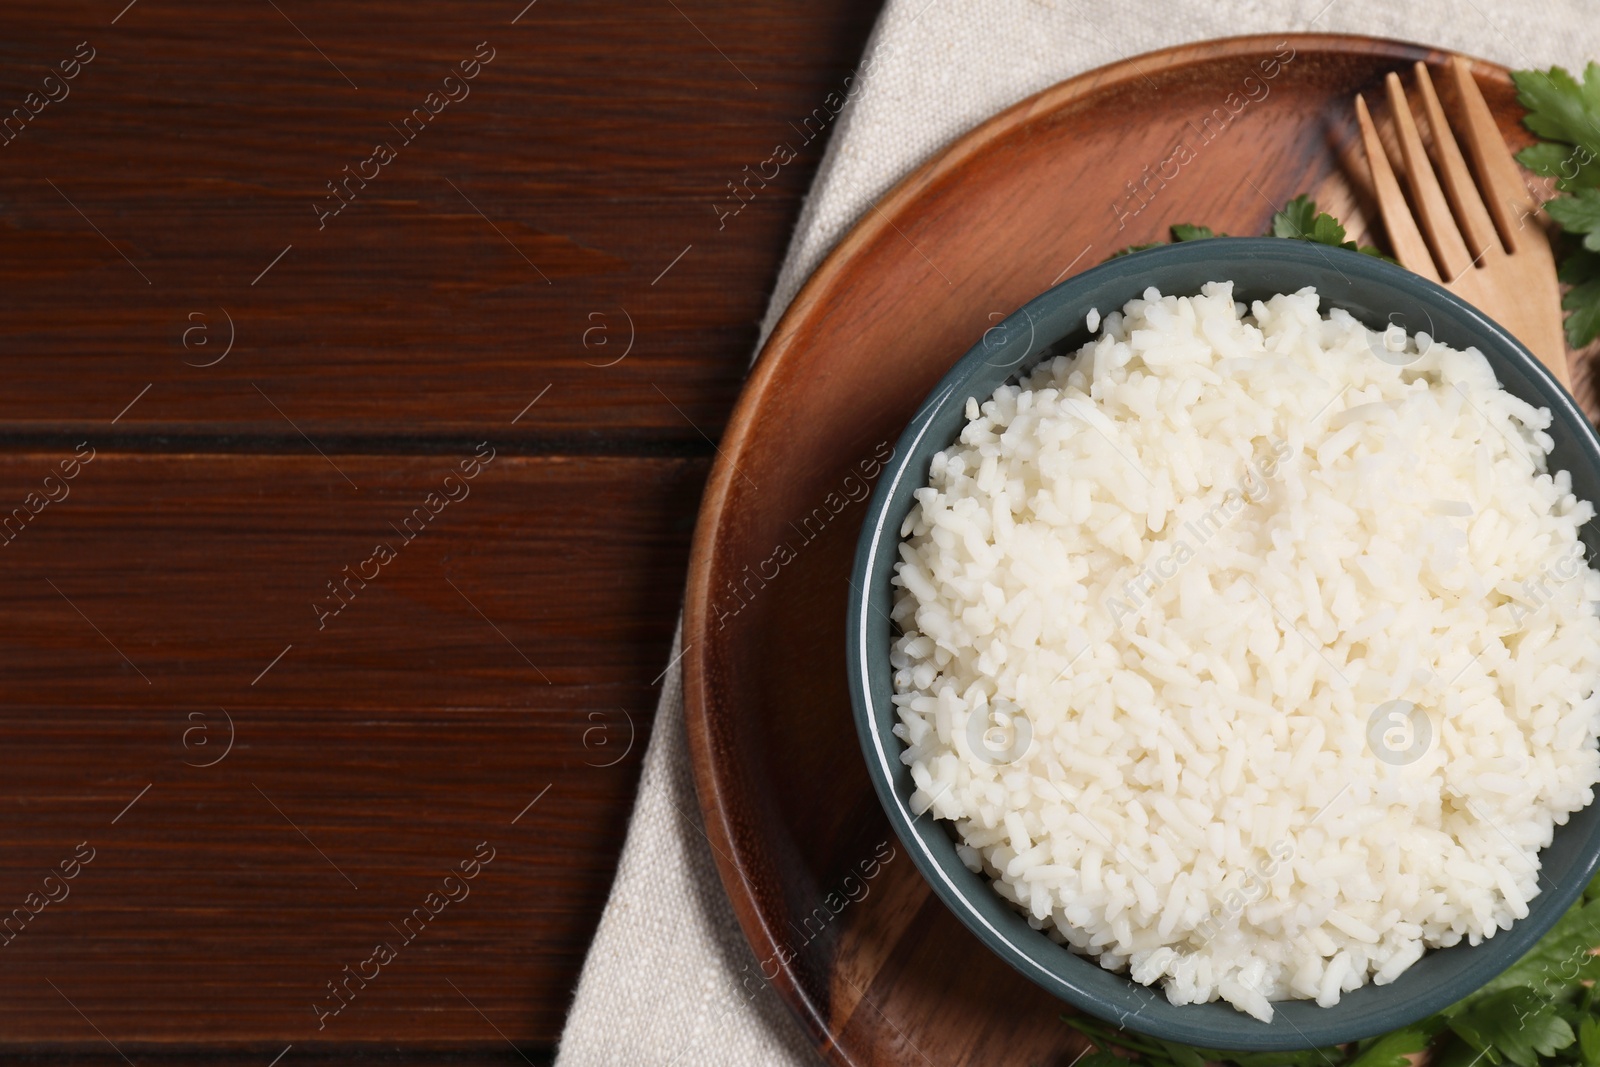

846,236,1600,1050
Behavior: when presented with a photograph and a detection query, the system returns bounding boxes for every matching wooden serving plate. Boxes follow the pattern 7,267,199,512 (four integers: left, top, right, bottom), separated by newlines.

683,34,1598,1066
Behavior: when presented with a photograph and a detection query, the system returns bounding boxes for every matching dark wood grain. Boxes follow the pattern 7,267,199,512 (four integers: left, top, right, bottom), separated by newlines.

0,453,702,1048
0,453,698,704
0,0,885,1060
683,35,1595,1067
0,0,879,445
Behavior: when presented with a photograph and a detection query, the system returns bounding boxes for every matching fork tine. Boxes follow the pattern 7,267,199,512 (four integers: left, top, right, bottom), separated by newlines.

1355,93,1441,282
1413,61,1501,264
1448,55,1540,252
1386,72,1473,280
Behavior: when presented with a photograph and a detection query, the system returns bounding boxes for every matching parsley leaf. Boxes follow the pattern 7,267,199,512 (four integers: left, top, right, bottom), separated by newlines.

1308,210,1349,245
1579,1016,1600,1066
1344,1024,1437,1067
1547,188,1600,250
1472,892,1600,1000
1516,62,1600,348
1114,196,1383,263
1513,64,1600,158
1562,261,1600,348
1113,224,1221,256
1553,215,1600,351
1517,141,1600,190
1171,223,1219,242
1272,194,1322,240
1452,988,1575,1067
1153,1038,1208,1067
1267,194,1389,258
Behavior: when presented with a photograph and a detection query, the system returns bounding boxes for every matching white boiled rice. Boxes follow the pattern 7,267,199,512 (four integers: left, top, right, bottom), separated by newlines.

889,283,1600,1020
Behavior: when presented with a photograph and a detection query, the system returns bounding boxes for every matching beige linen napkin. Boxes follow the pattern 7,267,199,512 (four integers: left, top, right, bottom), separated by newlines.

555,3,1600,1063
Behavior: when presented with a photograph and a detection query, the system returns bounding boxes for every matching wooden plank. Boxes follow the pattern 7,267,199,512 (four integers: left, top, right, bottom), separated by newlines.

0,0,888,1056
0,452,702,1045
0,0,881,441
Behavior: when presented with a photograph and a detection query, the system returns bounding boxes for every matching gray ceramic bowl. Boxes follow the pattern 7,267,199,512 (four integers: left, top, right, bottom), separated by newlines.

847,237,1600,1050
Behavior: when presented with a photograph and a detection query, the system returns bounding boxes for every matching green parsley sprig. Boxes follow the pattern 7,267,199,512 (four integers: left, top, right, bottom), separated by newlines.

1512,62,1600,347
1112,195,1386,259
1266,195,1387,259
1066,873,1600,1067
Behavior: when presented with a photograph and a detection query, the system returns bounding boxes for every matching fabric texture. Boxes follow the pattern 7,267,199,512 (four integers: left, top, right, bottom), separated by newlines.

555,3,1600,1063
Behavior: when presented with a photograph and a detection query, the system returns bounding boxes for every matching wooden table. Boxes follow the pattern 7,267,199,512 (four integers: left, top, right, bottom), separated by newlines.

0,1,881,1061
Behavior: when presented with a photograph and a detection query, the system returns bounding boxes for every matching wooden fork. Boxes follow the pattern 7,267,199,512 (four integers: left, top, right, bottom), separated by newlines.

1354,56,1571,391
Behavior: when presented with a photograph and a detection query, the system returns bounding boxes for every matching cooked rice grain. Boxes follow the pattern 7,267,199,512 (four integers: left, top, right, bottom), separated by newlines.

890,283,1600,1020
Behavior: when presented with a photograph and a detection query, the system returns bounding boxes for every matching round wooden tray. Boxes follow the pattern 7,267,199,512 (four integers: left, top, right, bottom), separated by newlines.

683,33,1593,1066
